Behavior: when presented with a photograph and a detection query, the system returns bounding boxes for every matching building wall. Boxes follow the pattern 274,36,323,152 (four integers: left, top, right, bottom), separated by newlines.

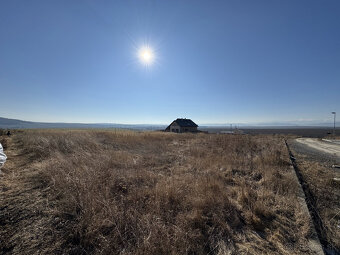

183,126,197,132
170,123,181,133
170,123,197,133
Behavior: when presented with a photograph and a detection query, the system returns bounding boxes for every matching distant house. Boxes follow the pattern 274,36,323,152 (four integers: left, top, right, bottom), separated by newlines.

165,118,198,133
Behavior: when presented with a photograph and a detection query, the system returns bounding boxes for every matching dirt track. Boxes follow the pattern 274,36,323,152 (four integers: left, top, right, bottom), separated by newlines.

296,138,340,157
0,138,57,254
291,138,340,165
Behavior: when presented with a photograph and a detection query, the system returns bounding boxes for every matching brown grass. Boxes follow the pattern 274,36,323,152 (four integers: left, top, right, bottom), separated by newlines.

0,136,8,150
291,152,340,252
2,130,314,254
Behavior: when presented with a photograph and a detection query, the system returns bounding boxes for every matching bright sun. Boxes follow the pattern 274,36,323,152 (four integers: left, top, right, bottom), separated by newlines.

138,46,154,65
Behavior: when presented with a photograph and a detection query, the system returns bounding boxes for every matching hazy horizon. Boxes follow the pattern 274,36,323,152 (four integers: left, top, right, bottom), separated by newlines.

0,115,339,127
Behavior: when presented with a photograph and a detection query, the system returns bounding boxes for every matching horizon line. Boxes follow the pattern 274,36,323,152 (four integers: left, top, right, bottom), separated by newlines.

0,116,339,127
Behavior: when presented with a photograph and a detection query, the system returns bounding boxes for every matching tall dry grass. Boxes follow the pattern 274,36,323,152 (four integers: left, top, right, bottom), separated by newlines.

15,130,311,254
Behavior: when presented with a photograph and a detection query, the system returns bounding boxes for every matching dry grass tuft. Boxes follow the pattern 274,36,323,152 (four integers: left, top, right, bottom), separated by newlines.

0,138,7,149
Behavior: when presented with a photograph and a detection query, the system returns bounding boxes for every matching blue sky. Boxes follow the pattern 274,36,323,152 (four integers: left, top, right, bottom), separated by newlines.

0,0,339,125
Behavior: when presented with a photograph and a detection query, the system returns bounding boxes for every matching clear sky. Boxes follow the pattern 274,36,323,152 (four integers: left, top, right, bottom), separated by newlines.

0,0,339,125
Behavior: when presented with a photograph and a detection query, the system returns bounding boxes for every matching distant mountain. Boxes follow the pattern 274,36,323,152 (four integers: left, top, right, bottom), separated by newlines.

0,117,166,130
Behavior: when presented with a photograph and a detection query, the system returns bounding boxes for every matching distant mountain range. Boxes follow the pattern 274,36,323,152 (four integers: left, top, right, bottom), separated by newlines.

0,116,338,130
0,117,166,130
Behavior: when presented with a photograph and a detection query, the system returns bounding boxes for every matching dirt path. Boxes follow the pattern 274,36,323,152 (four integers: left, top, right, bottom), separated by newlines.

296,138,340,158
0,137,56,254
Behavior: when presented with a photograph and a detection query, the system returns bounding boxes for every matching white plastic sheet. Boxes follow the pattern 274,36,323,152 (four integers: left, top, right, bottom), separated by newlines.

0,143,7,168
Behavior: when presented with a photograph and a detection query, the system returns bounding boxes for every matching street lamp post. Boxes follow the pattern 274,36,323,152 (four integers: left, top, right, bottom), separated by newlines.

332,112,336,137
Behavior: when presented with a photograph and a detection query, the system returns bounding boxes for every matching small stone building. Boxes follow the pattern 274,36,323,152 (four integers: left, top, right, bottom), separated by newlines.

165,118,198,133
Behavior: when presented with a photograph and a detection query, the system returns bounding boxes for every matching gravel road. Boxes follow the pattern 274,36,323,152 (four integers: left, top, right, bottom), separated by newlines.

288,138,340,166
296,138,340,156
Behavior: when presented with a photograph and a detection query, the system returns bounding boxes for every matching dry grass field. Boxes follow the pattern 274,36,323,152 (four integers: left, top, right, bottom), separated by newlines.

0,130,317,254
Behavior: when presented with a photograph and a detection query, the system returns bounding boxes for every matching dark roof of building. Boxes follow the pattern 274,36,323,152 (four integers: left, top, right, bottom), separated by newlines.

164,118,198,131
173,118,198,127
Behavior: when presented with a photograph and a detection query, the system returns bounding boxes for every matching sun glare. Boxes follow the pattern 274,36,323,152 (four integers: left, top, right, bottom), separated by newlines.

138,46,154,65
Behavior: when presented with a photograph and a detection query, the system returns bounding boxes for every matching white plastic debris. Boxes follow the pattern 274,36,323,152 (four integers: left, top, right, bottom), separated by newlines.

0,143,7,168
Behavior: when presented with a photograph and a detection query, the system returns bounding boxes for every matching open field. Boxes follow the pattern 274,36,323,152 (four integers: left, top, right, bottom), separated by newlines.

242,128,340,138
0,130,325,254
201,127,340,138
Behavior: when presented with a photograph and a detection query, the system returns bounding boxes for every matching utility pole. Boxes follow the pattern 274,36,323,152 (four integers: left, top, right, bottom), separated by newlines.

332,112,336,137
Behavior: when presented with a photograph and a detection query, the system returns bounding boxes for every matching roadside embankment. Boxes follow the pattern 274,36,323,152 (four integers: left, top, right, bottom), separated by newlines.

288,139,340,254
